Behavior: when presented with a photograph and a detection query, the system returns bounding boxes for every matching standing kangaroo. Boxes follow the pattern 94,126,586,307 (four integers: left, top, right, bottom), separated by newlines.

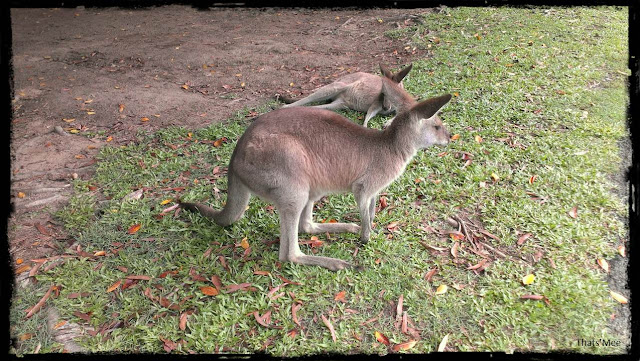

180,77,452,271
281,63,413,127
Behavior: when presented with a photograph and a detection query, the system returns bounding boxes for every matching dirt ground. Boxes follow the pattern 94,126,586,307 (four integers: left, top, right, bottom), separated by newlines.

10,5,436,263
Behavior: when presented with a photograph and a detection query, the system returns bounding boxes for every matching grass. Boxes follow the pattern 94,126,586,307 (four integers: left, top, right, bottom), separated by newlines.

10,6,629,356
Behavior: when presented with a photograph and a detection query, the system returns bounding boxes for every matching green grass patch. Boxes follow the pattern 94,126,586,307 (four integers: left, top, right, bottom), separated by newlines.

11,6,629,356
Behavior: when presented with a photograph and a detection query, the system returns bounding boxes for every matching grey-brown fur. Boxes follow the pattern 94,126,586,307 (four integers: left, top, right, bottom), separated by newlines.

282,63,413,127
181,77,452,271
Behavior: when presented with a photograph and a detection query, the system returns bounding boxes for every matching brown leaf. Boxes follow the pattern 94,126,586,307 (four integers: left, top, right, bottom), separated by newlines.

466,259,487,270
127,223,141,234
379,196,389,210
597,259,610,273
392,340,417,352
520,294,544,300
292,302,302,327
34,223,51,237
277,274,302,285
189,267,209,282
200,286,219,296
179,311,191,331
568,206,578,219
224,283,253,293
26,285,55,318
107,280,122,293
425,268,437,282
450,242,459,258
73,310,92,322
375,331,390,346
321,314,337,342
253,270,270,276
213,137,228,147
334,291,346,302
160,337,177,353
126,275,151,281
517,233,532,246
254,310,283,329
210,274,223,291
448,231,464,241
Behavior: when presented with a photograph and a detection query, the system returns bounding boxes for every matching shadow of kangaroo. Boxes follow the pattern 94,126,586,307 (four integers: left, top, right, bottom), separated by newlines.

180,77,452,271
281,63,413,127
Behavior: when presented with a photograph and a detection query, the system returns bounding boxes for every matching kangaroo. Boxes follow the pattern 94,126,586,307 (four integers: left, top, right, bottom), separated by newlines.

180,77,452,271
281,63,413,127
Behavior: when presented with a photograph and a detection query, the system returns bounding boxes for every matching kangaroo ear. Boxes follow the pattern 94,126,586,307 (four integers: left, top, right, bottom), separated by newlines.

381,77,410,107
380,63,393,79
410,94,452,119
392,63,413,83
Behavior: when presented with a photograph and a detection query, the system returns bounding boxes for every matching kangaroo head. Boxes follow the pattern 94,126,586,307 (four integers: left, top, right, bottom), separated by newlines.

409,94,452,148
379,63,414,112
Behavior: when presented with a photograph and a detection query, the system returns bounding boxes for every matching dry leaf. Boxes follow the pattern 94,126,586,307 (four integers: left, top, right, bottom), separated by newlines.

200,286,219,296
321,314,337,342
437,334,449,352
127,224,141,234
425,268,437,282
15,264,31,275
334,291,346,302
26,286,55,318
240,237,250,249
435,285,448,295
118,104,125,113
520,294,544,300
179,311,190,331
610,291,628,304
490,172,500,182
474,135,483,143
392,340,417,352
618,244,626,257
107,280,122,293
467,259,487,270
17,192,26,198
529,174,538,184
597,259,610,273
450,242,459,258
450,134,460,141
522,274,535,285
213,137,227,147
568,206,578,219
160,199,172,205
517,233,532,246
93,250,106,257
375,331,390,346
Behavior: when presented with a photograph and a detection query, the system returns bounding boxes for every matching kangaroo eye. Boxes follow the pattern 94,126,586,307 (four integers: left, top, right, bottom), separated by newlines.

434,125,441,130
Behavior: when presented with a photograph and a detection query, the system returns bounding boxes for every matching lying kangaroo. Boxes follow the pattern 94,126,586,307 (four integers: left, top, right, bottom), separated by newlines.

180,77,451,271
281,63,413,127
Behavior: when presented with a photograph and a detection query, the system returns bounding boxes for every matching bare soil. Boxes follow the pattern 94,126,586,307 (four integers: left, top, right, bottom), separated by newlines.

10,5,435,262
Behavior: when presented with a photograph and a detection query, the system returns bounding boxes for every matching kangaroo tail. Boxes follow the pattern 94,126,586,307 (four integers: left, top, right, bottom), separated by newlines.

180,172,251,227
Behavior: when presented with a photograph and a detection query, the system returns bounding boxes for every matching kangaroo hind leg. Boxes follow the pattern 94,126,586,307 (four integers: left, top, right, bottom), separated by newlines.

283,83,348,108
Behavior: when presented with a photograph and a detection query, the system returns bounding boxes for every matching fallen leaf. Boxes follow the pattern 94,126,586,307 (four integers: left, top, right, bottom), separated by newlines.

179,311,191,331
253,270,270,276
435,284,448,295
127,224,141,234
126,275,151,281
597,259,610,273
490,172,500,182
437,334,449,352
375,331,390,346
141,117,150,122
321,314,337,342
610,291,628,304
467,259,487,270
18,333,35,341
292,302,302,327
520,294,544,300
160,199,172,205
200,286,219,296
213,137,227,147
392,340,417,352
26,285,55,318
53,320,67,329
107,280,122,293
334,291,346,302
15,264,31,275
118,104,125,113
425,268,437,282
474,135,483,143
529,175,538,184
522,274,535,285
618,244,626,257
450,242,459,258
240,237,250,249
93,250,106,257
17,192,25,198
517,233,532,246
450,134,460,141
568,206,578,219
